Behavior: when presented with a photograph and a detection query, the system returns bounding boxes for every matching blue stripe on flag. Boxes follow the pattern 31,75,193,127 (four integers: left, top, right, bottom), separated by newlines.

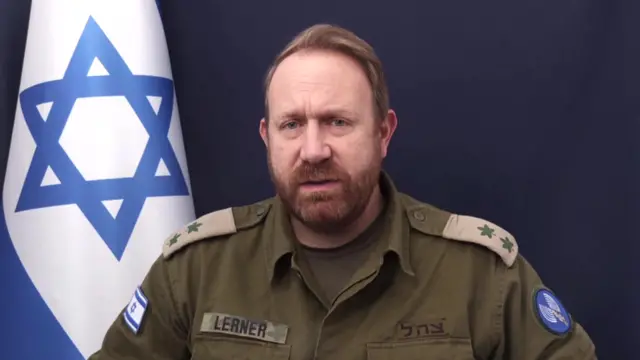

0,202,84,360
123,307,140,332
135,287,148,307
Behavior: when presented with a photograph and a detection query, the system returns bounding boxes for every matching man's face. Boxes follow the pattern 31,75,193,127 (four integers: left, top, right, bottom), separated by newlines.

259,50,396,233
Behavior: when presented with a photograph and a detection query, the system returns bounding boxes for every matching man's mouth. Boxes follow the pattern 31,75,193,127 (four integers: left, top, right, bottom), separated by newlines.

299,179,340,190
302,180,335,185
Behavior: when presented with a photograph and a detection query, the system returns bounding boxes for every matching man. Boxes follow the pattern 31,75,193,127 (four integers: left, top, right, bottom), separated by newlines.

90,24,597,359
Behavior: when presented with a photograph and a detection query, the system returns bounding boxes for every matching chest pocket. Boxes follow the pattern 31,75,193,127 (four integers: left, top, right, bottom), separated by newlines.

191,335,291,360
366,338,474,360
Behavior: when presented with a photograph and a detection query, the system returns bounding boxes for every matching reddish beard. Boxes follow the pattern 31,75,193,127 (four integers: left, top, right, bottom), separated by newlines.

268,158,380,234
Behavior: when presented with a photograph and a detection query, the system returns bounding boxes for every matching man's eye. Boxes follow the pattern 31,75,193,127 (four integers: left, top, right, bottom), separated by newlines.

283,121,299,130
331,119,347,126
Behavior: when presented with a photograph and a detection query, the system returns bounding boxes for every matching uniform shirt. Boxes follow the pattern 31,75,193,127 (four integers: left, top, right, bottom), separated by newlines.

89,172,597,360
298,198,387,307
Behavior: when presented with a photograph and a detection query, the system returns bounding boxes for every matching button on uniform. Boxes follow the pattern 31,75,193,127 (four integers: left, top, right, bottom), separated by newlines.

412,210,425,221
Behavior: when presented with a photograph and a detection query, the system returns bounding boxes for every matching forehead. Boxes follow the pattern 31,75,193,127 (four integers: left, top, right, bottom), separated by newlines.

267,50,374,117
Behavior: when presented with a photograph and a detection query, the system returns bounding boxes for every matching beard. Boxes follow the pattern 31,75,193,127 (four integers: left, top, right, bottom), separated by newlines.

267,153,381,234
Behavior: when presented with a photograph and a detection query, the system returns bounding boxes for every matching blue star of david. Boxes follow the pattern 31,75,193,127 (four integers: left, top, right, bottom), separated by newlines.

15,16,189,261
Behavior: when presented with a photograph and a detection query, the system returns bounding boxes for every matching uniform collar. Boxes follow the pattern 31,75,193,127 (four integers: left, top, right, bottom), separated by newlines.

264,171,415,282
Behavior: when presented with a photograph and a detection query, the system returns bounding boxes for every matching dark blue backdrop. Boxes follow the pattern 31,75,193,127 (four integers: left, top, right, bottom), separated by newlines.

1,0,638,358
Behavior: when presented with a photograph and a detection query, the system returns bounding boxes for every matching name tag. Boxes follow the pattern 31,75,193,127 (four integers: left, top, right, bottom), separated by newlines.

200,312,288,344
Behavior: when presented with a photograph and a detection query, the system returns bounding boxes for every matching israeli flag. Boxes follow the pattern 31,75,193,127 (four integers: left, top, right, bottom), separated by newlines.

0,1,195,358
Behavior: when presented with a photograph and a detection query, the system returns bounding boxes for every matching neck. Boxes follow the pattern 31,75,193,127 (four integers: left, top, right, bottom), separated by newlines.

291,185,384,249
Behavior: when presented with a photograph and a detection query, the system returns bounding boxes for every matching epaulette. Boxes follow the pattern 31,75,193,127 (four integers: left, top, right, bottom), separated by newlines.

441,214,519,267
162,200,273,259
402,195,518,267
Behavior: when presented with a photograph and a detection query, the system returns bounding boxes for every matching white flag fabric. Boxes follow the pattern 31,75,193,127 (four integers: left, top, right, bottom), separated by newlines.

1,1,195,358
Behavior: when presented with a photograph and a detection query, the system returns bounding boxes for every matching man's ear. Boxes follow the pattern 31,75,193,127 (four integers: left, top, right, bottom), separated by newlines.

259,118,269,148
379,110,398,158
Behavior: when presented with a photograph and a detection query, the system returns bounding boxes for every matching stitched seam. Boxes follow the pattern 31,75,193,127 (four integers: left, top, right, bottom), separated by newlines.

492,256,506,353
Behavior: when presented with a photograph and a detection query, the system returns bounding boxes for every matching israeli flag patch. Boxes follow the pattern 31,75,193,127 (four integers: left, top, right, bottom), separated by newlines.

123,287,148,334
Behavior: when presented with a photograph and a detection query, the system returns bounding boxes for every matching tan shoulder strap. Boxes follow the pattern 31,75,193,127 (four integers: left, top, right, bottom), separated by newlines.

442,214,518,267
400,194,518,267
162,208,237,259
161,200,274,259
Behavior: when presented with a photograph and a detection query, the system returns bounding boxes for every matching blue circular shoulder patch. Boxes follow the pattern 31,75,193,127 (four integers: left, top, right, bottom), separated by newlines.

533,288,572,335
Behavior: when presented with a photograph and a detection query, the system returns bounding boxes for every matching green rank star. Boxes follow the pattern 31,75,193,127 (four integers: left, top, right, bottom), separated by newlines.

501,237,514,253
168,233,180,246
187,221,202,233
478,224,495,238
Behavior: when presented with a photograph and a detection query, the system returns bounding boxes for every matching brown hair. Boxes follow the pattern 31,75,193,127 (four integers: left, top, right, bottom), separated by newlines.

263,24,389,121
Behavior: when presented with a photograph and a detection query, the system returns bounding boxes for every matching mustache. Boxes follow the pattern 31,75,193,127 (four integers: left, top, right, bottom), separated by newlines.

293,162,344,183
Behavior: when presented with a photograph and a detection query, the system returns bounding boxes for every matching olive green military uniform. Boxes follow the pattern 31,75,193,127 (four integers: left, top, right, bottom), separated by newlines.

89,173,597,359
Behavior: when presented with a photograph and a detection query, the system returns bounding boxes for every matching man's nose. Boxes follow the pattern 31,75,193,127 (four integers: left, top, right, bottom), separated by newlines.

299,122,331,164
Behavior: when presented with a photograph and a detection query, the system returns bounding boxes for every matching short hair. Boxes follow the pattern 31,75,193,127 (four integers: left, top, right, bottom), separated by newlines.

263,24,389,121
